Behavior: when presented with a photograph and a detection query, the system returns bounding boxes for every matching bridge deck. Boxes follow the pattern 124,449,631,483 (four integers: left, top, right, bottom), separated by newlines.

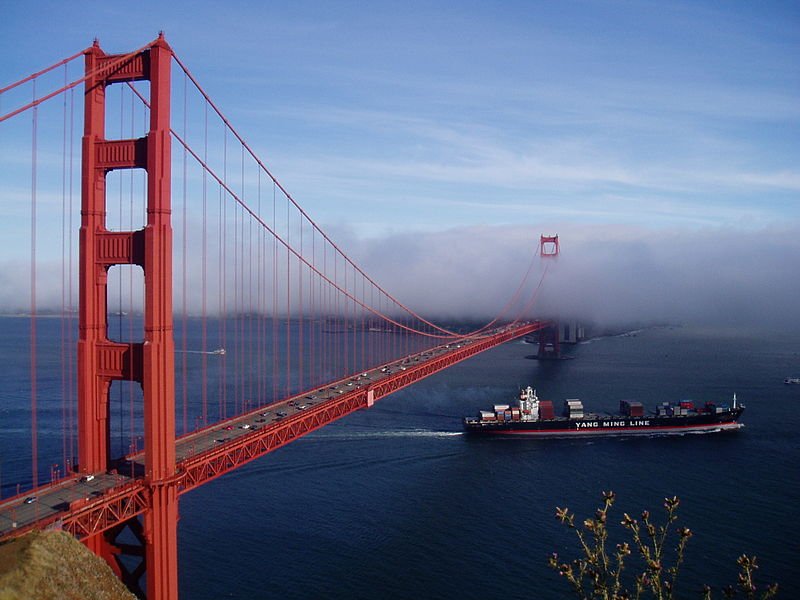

0,322,543,540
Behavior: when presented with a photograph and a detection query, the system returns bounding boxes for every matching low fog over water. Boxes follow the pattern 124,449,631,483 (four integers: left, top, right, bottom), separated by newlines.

1,223,797,332
347,223,800,331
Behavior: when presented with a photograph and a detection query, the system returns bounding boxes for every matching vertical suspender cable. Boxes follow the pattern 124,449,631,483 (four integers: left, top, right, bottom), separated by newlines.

285,193,291,397
345,262,350,375
116,88,124,457
272,182,278,403
348,263,353,374
239,164,245,414
60,65,69,474
30,83,39,490
323,242,328,383
247,151,254,413
221,128,228,420
334,251,339,376
238,158,245,415
299,216,304,392
369,284,374,366
310,230,315,386
261,173,266,404
242,148,247,413
181,72,188,436
361,275,366,373
232,160,239,416
201,102,208,429
256,169,262,408
67,87,75,468
128,91,136,453
217,181,224,423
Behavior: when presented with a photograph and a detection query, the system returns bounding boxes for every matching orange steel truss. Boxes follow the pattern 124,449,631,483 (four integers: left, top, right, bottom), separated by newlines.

63,484,151,538
178,392,368,492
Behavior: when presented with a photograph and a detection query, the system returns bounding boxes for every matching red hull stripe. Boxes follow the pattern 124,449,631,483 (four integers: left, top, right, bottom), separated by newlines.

480,422,743,436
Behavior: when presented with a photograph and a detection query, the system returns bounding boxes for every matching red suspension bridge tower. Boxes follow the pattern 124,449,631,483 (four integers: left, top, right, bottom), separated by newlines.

78,35,178,599
537,235,561,359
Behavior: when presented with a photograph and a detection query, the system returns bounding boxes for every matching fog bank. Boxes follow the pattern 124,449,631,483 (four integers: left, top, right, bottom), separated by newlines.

2,223,798,332
343,223,800,331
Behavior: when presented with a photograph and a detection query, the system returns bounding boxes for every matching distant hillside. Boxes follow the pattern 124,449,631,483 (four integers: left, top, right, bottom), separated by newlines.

0,530,135,600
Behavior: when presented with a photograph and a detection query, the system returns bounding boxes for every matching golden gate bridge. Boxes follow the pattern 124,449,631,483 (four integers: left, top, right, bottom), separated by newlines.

0,35,557,599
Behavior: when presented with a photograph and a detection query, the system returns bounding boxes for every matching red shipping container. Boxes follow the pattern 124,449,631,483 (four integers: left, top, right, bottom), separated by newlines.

539,400,555,419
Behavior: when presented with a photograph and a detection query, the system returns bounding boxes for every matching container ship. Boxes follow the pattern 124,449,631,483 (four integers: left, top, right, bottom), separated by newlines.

463,387,745,437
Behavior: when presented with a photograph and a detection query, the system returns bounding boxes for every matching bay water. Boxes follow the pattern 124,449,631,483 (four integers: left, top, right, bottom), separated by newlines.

174,325,799,598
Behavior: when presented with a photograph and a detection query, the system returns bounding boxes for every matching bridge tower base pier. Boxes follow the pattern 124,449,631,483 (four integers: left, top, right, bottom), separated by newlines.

537,324,562,360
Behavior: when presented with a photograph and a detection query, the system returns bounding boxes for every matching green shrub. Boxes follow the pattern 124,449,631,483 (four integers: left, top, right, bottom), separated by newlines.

548,491,778,599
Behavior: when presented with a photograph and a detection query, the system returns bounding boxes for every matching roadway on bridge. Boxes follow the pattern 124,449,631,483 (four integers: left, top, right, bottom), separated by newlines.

0,332,496,538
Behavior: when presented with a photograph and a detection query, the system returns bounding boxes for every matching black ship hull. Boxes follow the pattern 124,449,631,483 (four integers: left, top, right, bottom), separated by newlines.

464,408,745,437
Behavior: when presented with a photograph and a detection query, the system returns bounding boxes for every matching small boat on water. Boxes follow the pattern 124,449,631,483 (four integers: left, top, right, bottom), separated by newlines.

784,377,800,385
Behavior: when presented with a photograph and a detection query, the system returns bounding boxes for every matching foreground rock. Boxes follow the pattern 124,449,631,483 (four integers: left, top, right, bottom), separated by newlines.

0,530,135,600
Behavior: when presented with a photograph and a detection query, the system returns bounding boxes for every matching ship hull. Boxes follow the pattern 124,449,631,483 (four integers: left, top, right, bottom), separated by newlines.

464,409,744,437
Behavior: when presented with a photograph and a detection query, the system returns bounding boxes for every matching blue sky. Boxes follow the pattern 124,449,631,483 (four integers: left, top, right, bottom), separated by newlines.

2,1,797,234
1,1,799,325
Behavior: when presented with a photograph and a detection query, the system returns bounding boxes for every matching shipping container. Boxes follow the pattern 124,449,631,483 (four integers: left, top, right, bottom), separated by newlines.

539,400,555,420
494,404,510,412
620,400,644,416
564,399,584,417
